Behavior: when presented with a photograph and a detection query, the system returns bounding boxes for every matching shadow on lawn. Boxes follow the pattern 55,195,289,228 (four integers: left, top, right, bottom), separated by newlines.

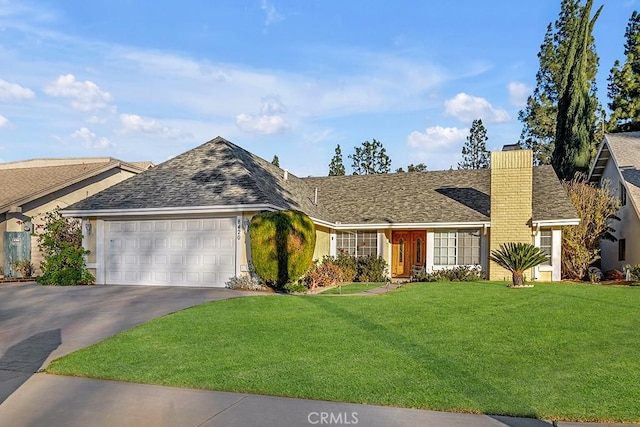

303,297,542,419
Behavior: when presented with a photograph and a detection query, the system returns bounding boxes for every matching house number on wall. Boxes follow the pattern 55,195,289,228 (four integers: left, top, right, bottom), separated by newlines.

236,218,242,240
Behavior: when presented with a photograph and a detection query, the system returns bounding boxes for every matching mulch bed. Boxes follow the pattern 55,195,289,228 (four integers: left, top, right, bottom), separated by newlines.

0,277,36,283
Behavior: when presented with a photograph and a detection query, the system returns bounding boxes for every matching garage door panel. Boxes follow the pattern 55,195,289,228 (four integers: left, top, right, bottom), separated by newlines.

105,218,236,287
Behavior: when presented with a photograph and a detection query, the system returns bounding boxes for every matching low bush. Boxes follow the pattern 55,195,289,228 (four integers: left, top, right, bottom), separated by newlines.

357,256,387,282
304,261,343,289
12,259,33,278
628,264,640,281
328,254,357,282
412,265,484,282
282,281,308,293
225,275,267,291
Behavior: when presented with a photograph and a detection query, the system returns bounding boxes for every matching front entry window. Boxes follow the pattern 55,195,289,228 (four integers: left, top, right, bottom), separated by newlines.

399,238,404,262
416,238,422,264
433,230,480,266
336,230,378,257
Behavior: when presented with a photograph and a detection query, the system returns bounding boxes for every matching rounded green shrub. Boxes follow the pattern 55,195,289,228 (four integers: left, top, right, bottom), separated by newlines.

249,210,316,288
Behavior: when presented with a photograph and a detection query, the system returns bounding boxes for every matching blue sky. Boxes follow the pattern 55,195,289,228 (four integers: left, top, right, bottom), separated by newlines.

0,1,637,176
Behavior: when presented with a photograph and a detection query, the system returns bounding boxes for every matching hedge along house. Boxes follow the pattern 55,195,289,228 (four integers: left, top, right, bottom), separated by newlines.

64,137,579,287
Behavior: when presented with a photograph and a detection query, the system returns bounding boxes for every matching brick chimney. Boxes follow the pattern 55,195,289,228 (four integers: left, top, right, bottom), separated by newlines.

489,149,534,281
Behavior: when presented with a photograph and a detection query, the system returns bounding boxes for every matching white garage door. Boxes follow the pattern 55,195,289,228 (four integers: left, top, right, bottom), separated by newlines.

105,218,236,287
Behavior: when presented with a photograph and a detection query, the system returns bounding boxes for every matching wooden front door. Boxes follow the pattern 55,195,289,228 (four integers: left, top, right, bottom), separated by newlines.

391,231,426,277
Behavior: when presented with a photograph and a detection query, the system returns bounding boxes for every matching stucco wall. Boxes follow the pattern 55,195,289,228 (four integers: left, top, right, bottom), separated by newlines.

0,168,137,275
313,225,331,262
599,158,640,271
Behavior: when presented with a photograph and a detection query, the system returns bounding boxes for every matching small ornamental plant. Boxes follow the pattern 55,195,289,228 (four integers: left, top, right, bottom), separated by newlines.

490,242,548,287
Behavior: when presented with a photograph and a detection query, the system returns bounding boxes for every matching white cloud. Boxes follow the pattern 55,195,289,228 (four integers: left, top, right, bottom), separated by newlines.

408,126,467,150
119,113,191,139
44,74,112,111
508,82,531,107
236,113,290,135
260,95,286,115
0,115,9,127
444,92,510,124
71,127,113,149
236,97,290,135
85,115,108,124
260,0,284,26
407,126,468,170
0,79,35,101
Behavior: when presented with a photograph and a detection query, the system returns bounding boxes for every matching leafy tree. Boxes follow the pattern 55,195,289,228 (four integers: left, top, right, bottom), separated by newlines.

271,155,280,167
553,0,603,181
395,163,427,173
36,210,94,286
490,243,549,287
562,175,620,280
328,144,346,176
458,119,490,170
607,11,640,132
519,0,602,166
349,139,391,175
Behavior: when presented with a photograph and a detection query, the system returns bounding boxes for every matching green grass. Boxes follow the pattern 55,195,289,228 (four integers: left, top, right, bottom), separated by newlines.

47,282,640,422
319,282,384,294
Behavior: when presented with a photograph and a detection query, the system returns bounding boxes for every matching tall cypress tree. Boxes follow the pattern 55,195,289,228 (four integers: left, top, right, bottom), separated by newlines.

607,11,640,132
328,144,346,176
553,0,603,181
458,119,490,170
519,0,602,166
271,155,280,167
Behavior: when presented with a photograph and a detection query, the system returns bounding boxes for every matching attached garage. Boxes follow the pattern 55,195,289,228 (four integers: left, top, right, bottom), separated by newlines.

104,218,236,287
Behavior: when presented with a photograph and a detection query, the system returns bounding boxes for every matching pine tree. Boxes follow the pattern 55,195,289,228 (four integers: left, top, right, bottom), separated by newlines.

328,144,346,176
349,139,391,175
458,119,490,170
607,11,640,132
271,155,280,167
553,0,602,181
519,0,602,166
395,163,427,173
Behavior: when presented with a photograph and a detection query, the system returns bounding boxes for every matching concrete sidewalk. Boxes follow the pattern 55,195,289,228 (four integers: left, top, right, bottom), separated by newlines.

0,373,608,427
0,374,636,427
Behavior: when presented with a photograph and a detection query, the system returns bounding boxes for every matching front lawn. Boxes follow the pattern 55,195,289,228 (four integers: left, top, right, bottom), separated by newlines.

47,282,640,422
319,282,383,294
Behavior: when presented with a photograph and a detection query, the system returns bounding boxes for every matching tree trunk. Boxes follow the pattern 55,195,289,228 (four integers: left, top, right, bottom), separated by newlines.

512,271,524,287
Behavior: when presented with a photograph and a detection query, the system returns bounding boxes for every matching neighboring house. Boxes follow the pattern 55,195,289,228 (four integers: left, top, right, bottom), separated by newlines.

64,137,578,287
589,132,640,271
0,158,153,277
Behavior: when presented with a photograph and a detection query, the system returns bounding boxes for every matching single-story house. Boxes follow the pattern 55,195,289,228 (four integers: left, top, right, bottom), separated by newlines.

1,158,152,277
589,132,640,271
64,137,579,287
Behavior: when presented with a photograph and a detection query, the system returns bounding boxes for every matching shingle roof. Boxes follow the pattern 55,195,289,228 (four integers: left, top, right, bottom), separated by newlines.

602,132,640,214
67,137,331,220
0,159,144,213
304,165,576,224
67,137,577,226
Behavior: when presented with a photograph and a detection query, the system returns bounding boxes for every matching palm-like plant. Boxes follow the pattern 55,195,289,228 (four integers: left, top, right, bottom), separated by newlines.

490,242,549,287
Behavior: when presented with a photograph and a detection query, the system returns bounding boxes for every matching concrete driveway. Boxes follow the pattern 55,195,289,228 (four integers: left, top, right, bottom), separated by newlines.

0,281,244,404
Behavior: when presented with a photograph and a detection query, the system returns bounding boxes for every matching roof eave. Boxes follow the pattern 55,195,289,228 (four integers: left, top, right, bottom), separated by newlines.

62,204,284,217
0,161,133,215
